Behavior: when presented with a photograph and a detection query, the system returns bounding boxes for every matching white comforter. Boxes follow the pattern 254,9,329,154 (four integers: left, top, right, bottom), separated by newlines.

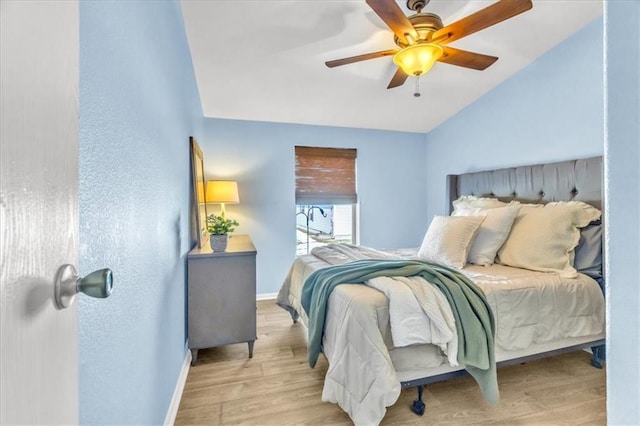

277,245,605,425
368,275,458,366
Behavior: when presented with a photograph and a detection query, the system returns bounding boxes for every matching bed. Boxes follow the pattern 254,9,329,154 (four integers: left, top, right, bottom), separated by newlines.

277,157,605,425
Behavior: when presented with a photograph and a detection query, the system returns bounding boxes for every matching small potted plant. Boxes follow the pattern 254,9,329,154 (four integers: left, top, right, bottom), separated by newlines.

206,214,239,252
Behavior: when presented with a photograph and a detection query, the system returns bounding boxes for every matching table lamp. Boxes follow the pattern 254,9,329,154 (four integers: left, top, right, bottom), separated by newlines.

205,180,239,218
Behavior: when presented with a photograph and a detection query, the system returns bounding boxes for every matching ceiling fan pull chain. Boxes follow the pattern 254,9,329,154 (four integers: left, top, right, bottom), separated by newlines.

414,76,421,97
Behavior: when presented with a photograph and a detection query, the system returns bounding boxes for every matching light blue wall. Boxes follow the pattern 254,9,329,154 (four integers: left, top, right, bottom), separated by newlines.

604,1,640,423
198,119,427,294
424,18,604,221
79,1,201,424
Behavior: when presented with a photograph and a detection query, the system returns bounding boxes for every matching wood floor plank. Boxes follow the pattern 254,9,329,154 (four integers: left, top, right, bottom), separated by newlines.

175,300,606,425
175,401,222,425
384,381,547,425
507,398,607,425
196,343,293,364
184,359,263,390
181,369,327,406
220,383,350,424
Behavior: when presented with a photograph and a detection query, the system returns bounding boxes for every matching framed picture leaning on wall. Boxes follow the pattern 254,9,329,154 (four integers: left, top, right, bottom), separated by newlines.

190,137,208,248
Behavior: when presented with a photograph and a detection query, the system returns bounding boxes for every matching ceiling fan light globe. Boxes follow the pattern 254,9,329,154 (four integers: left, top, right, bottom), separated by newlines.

393,43,443,77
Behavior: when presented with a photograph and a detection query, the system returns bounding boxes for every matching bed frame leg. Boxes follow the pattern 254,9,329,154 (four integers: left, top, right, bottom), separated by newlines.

590,345,605,369
411,385,425,416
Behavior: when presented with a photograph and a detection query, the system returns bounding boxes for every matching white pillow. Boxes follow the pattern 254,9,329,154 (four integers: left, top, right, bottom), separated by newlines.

497,201,602,277
452,195,507,211
418,215,485,269
453,205,520,266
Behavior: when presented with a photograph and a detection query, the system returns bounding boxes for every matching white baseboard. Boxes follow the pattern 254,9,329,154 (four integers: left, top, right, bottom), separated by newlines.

164,348,192,425
257,292,277,301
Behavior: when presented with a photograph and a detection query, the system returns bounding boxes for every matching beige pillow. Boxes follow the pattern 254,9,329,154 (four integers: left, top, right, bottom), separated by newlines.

418,215,485,269
453,205,520,266
497,201,602,277
452,195,507,211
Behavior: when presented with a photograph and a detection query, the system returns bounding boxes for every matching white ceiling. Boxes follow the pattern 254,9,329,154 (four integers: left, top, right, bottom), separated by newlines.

181,0,602,133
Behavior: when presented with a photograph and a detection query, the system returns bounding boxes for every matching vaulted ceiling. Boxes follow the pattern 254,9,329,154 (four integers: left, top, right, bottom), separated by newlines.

181,0,602,133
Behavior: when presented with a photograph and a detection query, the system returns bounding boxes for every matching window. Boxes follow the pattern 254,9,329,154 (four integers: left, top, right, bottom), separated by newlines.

295,146,357,256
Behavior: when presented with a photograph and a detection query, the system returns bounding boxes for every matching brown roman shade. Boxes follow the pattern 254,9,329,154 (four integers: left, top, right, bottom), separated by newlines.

295,146,357,205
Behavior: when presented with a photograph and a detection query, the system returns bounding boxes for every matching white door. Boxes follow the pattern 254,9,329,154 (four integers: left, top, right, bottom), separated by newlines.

1,1,80,423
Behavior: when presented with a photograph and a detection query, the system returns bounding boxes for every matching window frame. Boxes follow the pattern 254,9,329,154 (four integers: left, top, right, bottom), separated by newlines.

294,146,359,254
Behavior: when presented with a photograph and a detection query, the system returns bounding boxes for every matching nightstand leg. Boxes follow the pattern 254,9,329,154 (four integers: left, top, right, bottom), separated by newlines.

190,349,199,366
248,340,255,358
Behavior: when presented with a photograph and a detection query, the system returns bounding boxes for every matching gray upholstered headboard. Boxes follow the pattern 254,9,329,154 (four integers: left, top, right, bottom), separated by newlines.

446,157,603,213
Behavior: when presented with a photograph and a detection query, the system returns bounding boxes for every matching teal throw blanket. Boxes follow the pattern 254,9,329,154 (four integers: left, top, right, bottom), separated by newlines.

301,259,498,404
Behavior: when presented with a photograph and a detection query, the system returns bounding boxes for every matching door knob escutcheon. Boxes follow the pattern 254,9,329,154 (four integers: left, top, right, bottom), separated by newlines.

54,264,113,309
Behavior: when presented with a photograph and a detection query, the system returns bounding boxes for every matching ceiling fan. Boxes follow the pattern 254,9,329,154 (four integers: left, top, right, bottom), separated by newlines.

326,0,533,90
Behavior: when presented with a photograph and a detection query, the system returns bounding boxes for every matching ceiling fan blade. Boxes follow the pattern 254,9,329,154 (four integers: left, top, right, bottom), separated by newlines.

438,46,498,70
366,0,418,45
431,0,532,45
325,49,397,68
387,68,409,89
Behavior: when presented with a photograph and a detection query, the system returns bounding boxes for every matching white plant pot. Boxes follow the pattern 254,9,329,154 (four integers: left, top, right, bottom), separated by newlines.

210,234,229,252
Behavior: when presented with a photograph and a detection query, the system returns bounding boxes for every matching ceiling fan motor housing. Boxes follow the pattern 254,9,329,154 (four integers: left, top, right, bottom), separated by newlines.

393,13,444,48
407,0,430,12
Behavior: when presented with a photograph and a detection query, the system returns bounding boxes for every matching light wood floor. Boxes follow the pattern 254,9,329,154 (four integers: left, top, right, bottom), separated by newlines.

175,300,606,425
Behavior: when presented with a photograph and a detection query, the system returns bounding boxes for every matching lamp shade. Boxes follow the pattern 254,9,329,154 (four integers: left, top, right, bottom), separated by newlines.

393,43,443,77
205,180,239,204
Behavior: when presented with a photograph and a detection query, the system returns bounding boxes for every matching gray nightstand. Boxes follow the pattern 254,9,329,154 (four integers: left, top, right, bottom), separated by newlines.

187,234,257,365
